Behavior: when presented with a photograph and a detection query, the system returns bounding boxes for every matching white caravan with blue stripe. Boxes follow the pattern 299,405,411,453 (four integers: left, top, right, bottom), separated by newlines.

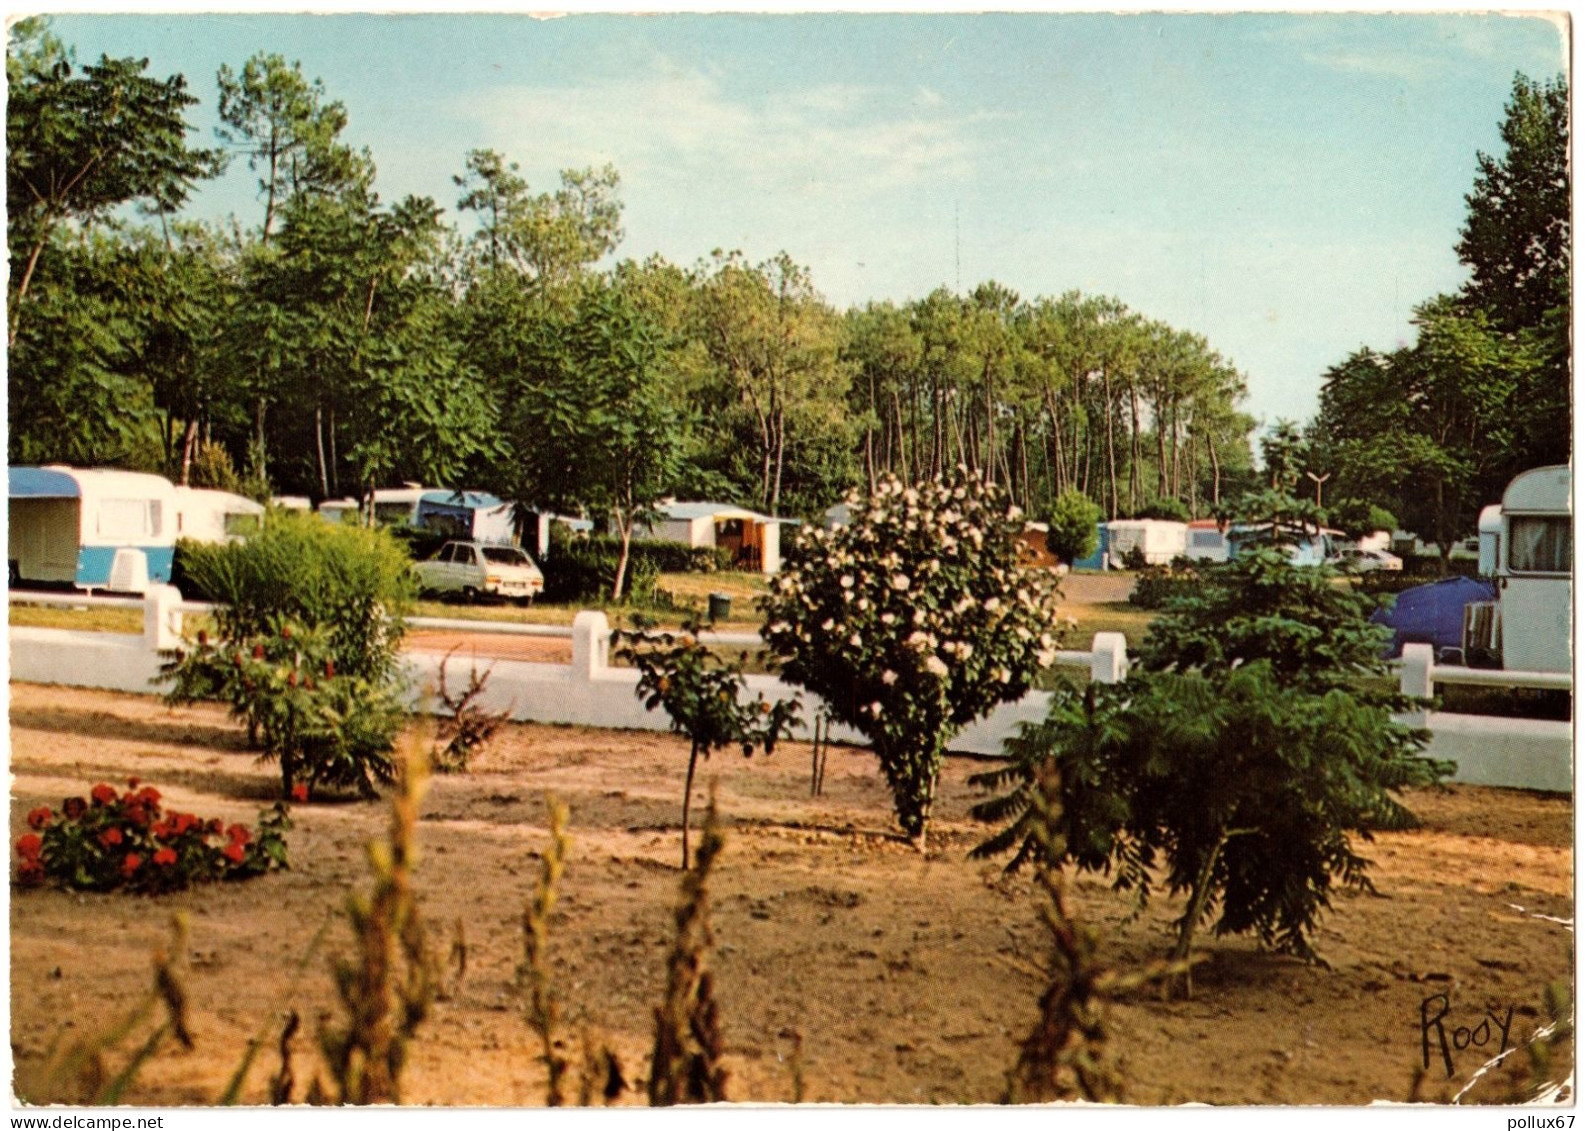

9,466,179,591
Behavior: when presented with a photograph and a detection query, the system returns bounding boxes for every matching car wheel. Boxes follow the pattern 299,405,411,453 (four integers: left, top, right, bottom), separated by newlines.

461,586,479,603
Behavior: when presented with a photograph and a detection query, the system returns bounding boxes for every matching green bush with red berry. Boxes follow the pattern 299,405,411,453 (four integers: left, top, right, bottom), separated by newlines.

159,617,404,799
15,779,290,894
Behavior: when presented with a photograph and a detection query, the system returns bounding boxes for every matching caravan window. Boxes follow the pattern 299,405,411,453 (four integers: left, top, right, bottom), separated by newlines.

375,502,414,525
1508,516,1571,574
97,498,152,540
224,511,262,537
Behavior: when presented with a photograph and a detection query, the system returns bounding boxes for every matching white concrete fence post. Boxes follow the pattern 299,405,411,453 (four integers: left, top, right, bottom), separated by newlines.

1090,632,1129,684
570,610,610,681
143,585,184,652
1400,642,1435,727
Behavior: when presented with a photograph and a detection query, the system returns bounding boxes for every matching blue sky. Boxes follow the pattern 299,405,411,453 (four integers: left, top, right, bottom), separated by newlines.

46,10,1569,429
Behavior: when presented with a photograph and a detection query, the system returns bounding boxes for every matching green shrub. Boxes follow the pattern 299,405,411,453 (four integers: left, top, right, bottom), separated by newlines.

1133,497,1190,522
1045,490,1102,565
1127,557,1204,610
975,427,1453,966
175,510,413,684
160,618,405,798
582,536,729,574
159,512,413,799
541,543,658,605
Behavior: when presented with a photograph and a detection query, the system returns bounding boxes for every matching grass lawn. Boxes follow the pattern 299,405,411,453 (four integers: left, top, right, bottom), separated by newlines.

1061,600,1156,650
9,605,143,634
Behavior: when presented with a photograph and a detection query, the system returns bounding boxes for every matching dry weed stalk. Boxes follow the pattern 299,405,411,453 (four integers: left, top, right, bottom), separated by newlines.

1003,765,1193,1104
432,647,510,772
648,791,729,1106
18,914,192,1106
317,736,437,1104
269,1011,301,1105
578,1028,627,1106
520,792,571,1105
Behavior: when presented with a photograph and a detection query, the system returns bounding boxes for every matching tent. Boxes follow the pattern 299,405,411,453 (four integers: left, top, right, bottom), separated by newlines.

1369,575,1496,661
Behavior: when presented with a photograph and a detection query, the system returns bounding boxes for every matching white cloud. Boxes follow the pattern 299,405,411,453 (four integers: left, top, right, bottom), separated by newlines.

451,58,1004,199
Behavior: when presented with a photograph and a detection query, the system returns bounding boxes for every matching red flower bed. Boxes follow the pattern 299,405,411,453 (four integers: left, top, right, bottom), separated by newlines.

15,779,290,894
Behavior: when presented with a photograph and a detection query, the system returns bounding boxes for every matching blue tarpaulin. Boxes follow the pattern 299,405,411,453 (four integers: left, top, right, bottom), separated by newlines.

1369,575,1496,660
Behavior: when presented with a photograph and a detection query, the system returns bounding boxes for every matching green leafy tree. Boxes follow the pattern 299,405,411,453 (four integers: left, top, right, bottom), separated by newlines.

454,148,623,287
694,251,853,516
216,51,369,241
503,285,688,600
762,469,1063,847
974,432,1451,966
1044,489,1101,564
616,620,799,868
1455,73,1569,334
7,19,224,346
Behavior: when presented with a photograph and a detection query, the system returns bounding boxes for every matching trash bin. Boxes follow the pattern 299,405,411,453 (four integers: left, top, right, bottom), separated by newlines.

708,592,732,623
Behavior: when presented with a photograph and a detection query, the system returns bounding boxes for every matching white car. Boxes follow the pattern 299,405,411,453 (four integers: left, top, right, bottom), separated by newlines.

1330,546,1403,573
413,541,545,604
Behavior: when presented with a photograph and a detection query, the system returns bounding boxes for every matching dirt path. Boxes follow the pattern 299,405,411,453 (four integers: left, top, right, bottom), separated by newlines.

8,682,1571,1106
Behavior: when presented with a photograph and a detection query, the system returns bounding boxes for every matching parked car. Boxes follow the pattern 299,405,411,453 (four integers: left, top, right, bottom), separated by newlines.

412,540,544,604
1330,546,1403,573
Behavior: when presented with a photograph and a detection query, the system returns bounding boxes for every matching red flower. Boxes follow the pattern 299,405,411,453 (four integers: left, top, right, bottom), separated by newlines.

170,812,199,836
17,858,45,885
233,652,244,669
150,820,172,840
99,827,124,848
90,783,117,807
26,806,51,830
253,643,266,659
281,624,292,640
225,824,252,846
125,805,149,829
153,847,177,867
291,783,309,803
287,671,298,688
16,834,43,859
122,853,143,876
135,786,161,807
62,797,86,820
221,842,246,864
127,777,140,790
324,659,335,679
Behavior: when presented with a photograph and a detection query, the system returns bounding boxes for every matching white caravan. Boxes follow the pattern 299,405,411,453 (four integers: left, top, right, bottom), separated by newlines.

1494,465,1570,673
1105,519,1188,568
174,486,264,544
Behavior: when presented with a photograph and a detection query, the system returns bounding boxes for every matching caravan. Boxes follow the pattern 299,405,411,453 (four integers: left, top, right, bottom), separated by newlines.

1492,465,1570,673
9,466,179,593
174,486,265,545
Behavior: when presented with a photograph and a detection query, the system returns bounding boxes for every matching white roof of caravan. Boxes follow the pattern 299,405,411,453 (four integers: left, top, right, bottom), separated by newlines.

1502,465,1570,514
174,486,265,515
658,501,776,522
17,465,177,500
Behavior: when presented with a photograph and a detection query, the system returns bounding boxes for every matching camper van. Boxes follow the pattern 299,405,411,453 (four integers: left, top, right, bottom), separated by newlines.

174,486,264,545
9,466,179,593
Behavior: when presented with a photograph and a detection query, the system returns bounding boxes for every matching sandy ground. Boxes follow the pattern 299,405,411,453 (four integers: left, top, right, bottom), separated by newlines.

8,682,1574,1107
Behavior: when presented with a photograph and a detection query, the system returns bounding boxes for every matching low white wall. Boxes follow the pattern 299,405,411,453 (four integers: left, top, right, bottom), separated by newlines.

7,593,1572,792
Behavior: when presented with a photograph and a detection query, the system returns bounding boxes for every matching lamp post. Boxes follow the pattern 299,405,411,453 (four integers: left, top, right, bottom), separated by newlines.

1305,470,1331,508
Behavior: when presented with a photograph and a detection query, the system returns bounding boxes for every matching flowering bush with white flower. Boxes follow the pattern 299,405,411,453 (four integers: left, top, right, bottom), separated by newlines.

761,469,1063,845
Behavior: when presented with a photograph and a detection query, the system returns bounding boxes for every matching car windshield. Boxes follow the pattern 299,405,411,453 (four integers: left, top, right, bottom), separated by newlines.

481,546,528,566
